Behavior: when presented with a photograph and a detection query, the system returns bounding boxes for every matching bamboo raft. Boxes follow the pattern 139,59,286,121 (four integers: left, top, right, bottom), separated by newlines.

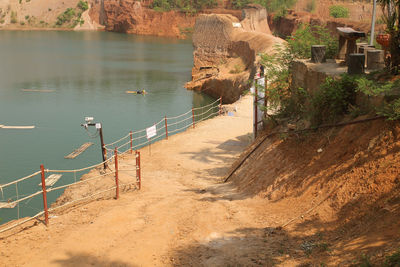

64,142,93,159
0,202,17,209
21,89,55,93
0,125,35,129
38,174,62,187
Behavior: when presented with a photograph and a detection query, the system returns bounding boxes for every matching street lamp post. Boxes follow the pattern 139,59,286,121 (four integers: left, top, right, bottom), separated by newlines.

370,0,377,46
81,117,107,170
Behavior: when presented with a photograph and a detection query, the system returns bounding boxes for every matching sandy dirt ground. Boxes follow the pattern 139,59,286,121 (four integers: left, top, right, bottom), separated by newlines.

0,95,291,266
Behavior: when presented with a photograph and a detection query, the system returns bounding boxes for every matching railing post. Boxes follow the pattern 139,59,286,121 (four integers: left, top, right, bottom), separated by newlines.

254,84,258,139
219,97,222,115
114,147,119,199
130,131,133,154
192,108,195,129
136,151,141,190
264,78,268,121
40,164,49,226
165,116,168,140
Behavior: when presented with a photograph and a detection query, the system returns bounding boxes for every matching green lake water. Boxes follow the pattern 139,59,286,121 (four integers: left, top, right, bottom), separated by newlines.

0,31,214,224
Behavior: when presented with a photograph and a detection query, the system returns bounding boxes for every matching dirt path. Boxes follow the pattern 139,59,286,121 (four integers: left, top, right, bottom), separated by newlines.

0,95,292,266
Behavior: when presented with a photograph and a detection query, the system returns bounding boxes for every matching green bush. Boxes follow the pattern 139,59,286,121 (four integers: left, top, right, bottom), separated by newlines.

151,0,171,11
56,8,76,26
77,1,89,11
232,0,250,9
259,44,294,119
385,249,400,266
311,75,357,124
286,24,337,59
329,5,349,18
267,0,296,13
10,11,17,23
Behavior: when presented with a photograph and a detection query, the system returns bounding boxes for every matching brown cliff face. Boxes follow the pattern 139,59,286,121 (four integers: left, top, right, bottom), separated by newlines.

186,6,284,103
102,0,196,38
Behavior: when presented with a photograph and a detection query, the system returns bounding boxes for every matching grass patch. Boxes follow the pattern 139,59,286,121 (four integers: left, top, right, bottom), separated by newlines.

385,249,400,266
229,64,244,74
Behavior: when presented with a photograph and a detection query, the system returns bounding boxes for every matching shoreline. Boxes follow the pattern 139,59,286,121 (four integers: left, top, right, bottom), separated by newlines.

0,26,105,32
0,94,252,241
0,94,230,230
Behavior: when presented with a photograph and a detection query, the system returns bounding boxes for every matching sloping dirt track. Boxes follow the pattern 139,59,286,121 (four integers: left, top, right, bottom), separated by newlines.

1,95,290,266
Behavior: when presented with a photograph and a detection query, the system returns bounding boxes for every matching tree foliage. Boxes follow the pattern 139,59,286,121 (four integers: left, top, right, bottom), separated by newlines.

329,5,349,18
378,0,400,73
287,24,337,59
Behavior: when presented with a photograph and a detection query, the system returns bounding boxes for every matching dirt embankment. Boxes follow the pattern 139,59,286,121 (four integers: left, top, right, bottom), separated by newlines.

226,118,400,265
185,4,284,103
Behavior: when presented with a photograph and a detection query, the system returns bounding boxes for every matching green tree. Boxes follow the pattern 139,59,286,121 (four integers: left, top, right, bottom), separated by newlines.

378,0,400,74
286,24,337,59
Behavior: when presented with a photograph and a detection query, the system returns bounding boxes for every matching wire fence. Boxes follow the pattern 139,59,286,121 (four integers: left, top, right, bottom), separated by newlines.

104,97,221,155
0,98,221,234
0,147,141,235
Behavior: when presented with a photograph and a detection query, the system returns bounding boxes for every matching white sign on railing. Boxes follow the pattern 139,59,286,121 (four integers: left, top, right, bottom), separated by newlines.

146,125,157,139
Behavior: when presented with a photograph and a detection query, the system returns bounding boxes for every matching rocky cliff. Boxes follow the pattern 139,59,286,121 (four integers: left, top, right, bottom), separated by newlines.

186,5,283,103
101,0,195,38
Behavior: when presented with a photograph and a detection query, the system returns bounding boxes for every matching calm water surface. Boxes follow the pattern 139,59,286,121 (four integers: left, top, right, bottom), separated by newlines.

0,31,213,223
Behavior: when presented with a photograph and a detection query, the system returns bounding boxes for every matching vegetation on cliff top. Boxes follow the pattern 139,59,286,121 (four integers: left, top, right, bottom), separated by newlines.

259,23,400,127
150,0,297,15
151,0,217,13
232,0,297,16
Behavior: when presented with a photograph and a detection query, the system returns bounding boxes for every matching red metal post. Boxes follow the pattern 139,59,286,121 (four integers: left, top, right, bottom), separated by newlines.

40,164,49,226
136,151,141,190
114,148,119,199
264,78,268,120
254,85,258,138
164,116,168,140
130,131,133,154
219,97,222,115
192,108,195,129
